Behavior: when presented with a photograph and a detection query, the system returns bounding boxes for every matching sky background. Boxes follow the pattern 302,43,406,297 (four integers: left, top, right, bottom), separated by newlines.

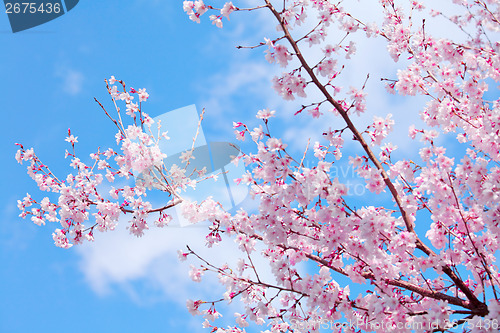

1,1,497,333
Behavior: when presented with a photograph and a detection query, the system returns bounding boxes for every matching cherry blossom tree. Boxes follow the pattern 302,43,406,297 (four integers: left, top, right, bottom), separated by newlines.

15,0,500,332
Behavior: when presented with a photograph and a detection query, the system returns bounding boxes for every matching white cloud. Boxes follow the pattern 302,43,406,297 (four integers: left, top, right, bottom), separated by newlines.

77,220,208,298
198,60,278,118
55,66,84,96
75,209,276,307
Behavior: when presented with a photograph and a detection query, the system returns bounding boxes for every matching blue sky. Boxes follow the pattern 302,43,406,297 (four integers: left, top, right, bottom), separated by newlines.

0,2,267,332
1,1,497,333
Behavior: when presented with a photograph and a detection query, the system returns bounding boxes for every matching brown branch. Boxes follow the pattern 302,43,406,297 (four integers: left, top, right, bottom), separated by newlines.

94,97,125,136
263,0,486,312
245,231,484,313
263,0,431,255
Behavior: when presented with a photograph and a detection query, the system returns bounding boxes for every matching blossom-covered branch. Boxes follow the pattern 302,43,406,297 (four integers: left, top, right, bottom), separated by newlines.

16,0,500,332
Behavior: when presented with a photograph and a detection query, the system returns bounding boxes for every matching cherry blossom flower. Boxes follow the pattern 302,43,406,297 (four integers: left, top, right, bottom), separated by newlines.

180,150,194,163
256,108,275,120
138,88,149,102
65,134,78,144
220,2,235,19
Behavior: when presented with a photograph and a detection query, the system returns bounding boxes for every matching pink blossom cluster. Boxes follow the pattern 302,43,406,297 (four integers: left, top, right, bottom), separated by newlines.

175,1,500,331
183,0,236,28
15,78,205,246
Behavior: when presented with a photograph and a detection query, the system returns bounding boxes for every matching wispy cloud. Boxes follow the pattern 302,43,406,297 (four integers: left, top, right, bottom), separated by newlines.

55,66,84,96
76,220,205,299
75,210,275,308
